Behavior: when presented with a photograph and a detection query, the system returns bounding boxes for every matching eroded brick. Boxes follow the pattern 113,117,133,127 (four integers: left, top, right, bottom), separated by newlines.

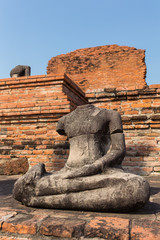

131,219,160,240
39,217,85,238
2,214,46,235
0,211,17,229
84,216,129,239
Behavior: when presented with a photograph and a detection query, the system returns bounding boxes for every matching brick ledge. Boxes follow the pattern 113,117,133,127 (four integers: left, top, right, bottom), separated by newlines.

0,207,160,239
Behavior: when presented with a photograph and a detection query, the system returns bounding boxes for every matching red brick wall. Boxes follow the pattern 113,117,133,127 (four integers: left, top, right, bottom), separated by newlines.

0,72,159,176
47,45,147,91
86,84,160,175
0,74,87,174
0,45,159,176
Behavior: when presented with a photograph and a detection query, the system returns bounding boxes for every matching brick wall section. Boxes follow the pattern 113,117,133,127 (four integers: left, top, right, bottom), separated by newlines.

1,45,156,177
0,73,159,176
0,74,87,174
86,84,160,175
47,45,147,92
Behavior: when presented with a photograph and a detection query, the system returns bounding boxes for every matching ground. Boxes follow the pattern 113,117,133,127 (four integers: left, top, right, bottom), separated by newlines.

0,175,160,239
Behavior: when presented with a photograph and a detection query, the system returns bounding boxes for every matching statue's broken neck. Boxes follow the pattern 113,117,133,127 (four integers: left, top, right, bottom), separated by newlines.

76,104,94,110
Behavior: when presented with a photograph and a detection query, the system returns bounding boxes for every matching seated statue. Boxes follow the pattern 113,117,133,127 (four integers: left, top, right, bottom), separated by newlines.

13,104,150,212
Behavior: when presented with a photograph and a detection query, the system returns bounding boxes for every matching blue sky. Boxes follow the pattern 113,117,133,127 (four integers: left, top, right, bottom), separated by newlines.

0,0,159,85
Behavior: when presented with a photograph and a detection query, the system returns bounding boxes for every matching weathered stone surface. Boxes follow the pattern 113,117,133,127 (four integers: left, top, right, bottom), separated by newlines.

10,65,31,78
47,45,147,91
13,104,150,212
13,163,45,204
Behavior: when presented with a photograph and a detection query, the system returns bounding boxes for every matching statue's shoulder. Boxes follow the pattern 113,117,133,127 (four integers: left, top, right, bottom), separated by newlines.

99,108,123,133
98,108,121,119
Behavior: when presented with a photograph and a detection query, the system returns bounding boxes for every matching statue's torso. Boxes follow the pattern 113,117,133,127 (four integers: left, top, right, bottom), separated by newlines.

67,133,110,168
61,105,111,168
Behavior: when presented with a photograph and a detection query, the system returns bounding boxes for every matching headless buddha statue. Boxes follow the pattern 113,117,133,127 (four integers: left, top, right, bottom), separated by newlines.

13,104,150,212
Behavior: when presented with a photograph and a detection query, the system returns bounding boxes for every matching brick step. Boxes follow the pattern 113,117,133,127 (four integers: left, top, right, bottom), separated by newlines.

0,208,160,239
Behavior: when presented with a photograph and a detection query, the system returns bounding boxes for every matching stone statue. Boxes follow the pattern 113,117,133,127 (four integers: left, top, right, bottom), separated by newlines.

10,65,31,78
13,104,150,212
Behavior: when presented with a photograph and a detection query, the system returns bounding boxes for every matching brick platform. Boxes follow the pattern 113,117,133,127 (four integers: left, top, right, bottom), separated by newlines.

0,74,87,175
0,73,159,176
0,175,160,239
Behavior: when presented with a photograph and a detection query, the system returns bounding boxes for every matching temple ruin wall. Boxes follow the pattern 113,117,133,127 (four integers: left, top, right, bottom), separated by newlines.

0,45,159,175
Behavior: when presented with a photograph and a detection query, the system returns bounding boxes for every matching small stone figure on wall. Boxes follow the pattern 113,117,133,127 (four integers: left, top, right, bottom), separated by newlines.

13,104,150,212
10,65,31,78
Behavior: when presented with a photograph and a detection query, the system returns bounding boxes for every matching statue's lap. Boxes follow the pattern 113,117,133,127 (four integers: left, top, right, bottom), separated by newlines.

13,163,150,212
